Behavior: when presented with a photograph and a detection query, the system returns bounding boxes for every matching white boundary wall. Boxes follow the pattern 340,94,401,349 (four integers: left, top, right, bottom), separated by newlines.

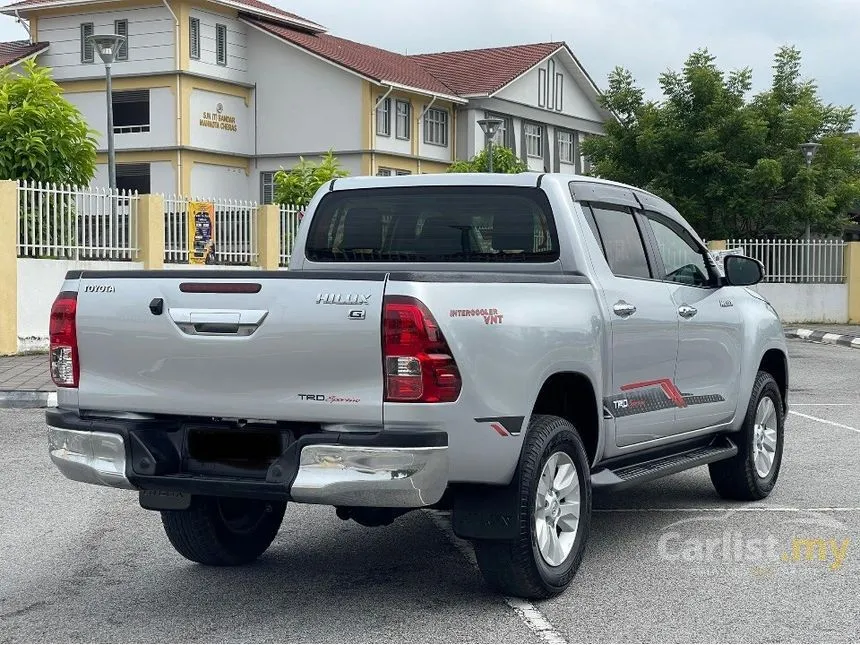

749,283,848,324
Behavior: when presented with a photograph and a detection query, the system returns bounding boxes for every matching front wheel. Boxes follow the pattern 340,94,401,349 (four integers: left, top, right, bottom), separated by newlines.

161,496,286,566
709,371,785,500
473,415,591,599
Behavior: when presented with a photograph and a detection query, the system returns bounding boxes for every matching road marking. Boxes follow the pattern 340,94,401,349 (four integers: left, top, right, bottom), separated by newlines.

790,403,852,406
426,511,567,645
789,410,860,434
593,507,860,513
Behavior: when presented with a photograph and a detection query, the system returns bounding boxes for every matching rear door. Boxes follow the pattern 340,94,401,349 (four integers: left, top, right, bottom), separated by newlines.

581,202,681,447
74,272,386,423
639,212,743,433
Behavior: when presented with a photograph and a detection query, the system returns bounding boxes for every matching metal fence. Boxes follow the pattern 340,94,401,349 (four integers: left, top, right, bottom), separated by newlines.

16,180,139,260
727,238,846,283
279,204,302,267
163,195,258,265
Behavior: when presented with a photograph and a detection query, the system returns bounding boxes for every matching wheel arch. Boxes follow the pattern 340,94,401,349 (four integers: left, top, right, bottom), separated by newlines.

758,348,788,413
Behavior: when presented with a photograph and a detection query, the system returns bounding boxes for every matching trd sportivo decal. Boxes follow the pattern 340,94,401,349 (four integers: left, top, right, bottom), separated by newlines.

604,378,725,418
475,416,525,437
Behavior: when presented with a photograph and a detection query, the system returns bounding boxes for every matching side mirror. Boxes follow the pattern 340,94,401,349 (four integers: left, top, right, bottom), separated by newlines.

723,254,764,286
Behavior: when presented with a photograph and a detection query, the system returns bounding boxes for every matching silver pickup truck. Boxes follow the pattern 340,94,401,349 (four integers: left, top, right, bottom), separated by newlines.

45,173,788,599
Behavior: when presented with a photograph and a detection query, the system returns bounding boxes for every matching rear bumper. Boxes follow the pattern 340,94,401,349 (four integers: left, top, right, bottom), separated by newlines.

45,409,448,508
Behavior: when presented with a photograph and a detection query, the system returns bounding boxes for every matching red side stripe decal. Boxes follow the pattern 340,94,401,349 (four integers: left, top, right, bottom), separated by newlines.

491,423,509,437
621,378,687,409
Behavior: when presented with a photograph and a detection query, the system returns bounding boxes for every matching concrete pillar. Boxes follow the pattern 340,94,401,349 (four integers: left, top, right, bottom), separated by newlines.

137,194,165,270
256,204,280,271
0,180,17,355
846,241,860,324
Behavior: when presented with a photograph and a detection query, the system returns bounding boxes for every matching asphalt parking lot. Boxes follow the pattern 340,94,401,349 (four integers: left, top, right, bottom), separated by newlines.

0,338,857,643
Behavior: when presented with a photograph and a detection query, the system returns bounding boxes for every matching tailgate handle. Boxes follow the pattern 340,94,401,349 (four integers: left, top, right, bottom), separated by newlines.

168,308,268,337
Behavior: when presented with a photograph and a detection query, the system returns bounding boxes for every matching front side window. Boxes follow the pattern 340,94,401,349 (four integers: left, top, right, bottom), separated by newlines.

395,100,410,139
558,130,574,163
645,214,713,287
305,186,558,263
376,97,391,136
424,108,448,146
525,123,543,158
216,23,227,65
587,204,651,279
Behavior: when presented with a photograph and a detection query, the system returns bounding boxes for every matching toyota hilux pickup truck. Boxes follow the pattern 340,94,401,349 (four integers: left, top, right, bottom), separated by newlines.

45,173,788,599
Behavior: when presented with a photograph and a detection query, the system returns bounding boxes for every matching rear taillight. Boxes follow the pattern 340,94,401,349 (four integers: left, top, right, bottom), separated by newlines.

50,291,79,388
383,296,461,403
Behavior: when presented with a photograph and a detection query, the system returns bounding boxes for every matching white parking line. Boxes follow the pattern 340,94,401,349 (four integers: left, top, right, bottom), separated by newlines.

594,507,860,513
790,403,852,406
426,511,568,645
789,410,860,434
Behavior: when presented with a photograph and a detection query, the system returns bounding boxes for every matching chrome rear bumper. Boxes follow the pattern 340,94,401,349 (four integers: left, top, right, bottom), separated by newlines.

47,424,448,508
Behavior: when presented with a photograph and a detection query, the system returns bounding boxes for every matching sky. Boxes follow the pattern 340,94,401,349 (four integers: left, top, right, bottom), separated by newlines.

1,0,857,127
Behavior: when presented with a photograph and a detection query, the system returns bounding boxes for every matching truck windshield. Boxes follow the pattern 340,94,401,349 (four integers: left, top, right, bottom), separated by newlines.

305,186,560,262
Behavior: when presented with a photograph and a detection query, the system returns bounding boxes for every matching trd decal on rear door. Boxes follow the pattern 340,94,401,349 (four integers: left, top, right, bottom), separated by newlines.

604,378,725,418
475,416,525,437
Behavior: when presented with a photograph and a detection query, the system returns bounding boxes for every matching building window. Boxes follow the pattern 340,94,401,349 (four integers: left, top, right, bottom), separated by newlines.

116,163,151,194
558,130,574,163
189,17,201,60
525,123,543,158
376,97,391,136
216,23,227,65
377,168,411,176
395,100,410,140
81,23,94,63
114,19,128,61
395,169,412,175
112,90,150,134
424,107,448,146
260,171,276,204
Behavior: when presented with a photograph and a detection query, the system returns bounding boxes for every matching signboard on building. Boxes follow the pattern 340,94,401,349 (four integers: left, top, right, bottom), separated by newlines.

188,201,215,264
189,90,253,155
199,102,238,132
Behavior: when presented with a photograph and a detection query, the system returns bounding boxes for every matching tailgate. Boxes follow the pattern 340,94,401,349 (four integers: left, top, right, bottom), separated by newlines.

74,272,386,423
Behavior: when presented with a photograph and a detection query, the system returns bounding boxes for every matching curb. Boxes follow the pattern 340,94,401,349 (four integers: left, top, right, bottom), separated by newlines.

785,328,860,349
0,391,57,409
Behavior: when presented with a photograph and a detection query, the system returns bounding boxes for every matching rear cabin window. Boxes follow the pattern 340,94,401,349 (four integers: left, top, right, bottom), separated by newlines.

305,186,560,262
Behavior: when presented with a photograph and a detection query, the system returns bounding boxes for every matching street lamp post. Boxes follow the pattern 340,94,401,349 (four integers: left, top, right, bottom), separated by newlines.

88,34,126,190
799,142,820,239
477,118,504,173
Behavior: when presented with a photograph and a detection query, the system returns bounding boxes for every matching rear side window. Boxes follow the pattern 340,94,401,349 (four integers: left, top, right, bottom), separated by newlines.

587,204,652,279
305,186,560,262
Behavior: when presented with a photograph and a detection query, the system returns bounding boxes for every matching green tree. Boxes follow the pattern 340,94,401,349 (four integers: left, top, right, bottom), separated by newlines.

447,145,527,174
582,46,860,239
274,150,349,207
0,60,97,185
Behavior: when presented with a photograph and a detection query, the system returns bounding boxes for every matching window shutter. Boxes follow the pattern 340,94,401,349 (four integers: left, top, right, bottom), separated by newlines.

216,24,227,65
189,18,200,60
81,23,94,63
114,20,128,60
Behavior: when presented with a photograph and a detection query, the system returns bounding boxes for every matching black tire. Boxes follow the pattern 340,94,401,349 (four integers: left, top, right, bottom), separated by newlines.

709,371,785,501
473,414,591,599
161,496,286,566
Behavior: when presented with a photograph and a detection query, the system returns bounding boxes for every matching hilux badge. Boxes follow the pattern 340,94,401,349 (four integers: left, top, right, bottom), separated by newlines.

316,293,370,305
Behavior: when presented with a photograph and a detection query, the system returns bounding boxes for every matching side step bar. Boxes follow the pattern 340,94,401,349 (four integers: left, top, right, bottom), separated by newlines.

591,436,738,490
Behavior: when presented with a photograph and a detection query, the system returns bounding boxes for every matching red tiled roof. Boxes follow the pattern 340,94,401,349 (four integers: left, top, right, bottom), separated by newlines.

244,17,459,97
0,40,48,68
409,43,564,96
1,0,325,30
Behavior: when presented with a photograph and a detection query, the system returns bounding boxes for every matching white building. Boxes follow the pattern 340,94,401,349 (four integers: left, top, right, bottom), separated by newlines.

1,0,611,201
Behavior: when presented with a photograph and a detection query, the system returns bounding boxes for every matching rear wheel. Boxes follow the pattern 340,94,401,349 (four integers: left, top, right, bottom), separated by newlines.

473,415,591,599
161,496,286,566
709,371,785,500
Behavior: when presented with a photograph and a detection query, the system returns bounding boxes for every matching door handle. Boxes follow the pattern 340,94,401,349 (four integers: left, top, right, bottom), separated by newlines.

612,301,637,318
168,308,268,336
678,305,698,319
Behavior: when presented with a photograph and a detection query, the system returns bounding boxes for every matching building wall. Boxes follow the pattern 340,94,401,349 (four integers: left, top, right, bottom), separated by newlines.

494,54,603,122
247,26,363,157
93,159,175,193
187,7,248,83
36,4,176,80
751,283,849,324
188,87,253,155
64,86,176,149
190,162,249,199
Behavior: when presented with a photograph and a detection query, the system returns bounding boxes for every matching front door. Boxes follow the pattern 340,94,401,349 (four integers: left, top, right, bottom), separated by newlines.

583,203,681,447
641,212,744,434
